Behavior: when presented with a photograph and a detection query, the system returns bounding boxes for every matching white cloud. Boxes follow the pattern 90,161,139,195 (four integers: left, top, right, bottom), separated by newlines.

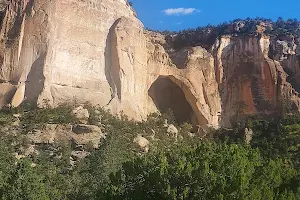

162,8,200,16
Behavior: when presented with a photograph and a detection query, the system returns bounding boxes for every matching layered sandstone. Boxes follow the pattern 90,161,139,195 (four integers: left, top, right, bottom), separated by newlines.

0,0,138,108
145,32,221,126
102,18,221,127
212,35,300,126
0,0,222,128
0,0,300,128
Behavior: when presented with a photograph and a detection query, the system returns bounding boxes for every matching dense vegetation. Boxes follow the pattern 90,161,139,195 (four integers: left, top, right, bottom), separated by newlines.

0,105,299,199
157,17,300,49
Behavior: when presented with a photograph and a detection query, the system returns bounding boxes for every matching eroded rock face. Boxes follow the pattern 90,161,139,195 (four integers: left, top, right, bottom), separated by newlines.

212,35,300,126
0,0,138,107
1,0,300,128
146,33,222,127
0,0,8,11
0,0,222,128
106,17,148,119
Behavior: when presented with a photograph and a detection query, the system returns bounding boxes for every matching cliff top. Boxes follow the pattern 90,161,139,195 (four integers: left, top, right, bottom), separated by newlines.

152,17,300,50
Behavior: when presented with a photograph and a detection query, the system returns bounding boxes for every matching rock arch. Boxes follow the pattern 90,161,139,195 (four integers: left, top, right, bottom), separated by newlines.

148,75,208,126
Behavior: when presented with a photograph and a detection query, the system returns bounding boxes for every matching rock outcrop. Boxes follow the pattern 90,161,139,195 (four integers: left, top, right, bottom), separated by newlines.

72,106,90,124
27,124,105,148
0,0,221,128
146,31,221,127
212,35,300,126
0,0,138,107
0,0,300,128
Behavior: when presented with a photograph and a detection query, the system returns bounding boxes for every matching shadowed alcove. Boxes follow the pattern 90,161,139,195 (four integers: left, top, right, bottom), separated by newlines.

148,76,197,124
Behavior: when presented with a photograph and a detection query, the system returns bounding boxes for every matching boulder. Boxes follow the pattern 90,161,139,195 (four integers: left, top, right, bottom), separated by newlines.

27,124,105,149
133,135,150,153
244,128,253,144
71,151,90,160
13,153,26,160
167,124,178,138
72,106,90,124
71,125,104,148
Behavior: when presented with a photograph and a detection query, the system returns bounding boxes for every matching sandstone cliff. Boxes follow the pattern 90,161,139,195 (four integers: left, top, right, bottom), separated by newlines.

0,0,299,128
212,35,300,126
0,0,139,109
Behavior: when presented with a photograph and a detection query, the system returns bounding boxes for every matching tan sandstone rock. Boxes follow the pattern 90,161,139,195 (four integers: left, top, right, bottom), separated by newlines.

167,124,179,138
146,33,222,127
0,0,222,128
0,0,300,129
244,128,253,144
11,82,25,107
27,124,105,148
133,134,150,153
212,35,300,126
0,0,139,109
72,106,90,124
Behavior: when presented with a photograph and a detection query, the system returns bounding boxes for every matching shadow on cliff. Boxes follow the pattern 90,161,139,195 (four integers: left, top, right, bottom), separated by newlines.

104,18,122,103
1,87,17,107
5,0,34,47
24,53,46,105
148,76,195,124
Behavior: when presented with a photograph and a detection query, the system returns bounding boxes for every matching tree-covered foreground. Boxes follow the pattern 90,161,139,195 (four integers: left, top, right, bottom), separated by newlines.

0,105,299,199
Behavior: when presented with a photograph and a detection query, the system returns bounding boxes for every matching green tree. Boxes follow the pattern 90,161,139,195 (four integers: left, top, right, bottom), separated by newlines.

101,141,299,200
3,159,49,200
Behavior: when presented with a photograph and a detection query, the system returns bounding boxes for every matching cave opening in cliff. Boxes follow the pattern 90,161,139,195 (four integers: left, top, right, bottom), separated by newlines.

148,76,197,125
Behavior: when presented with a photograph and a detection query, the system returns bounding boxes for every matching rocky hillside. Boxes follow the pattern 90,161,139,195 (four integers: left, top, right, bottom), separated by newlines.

0,0,299,128
162,18,300,49
162,18,300,126
0,104,299,199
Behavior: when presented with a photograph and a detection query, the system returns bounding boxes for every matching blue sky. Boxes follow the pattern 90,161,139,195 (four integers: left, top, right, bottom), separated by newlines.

130,0,300,31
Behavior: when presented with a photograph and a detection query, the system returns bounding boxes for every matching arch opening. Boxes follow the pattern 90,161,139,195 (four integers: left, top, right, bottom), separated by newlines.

148,76,198,125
